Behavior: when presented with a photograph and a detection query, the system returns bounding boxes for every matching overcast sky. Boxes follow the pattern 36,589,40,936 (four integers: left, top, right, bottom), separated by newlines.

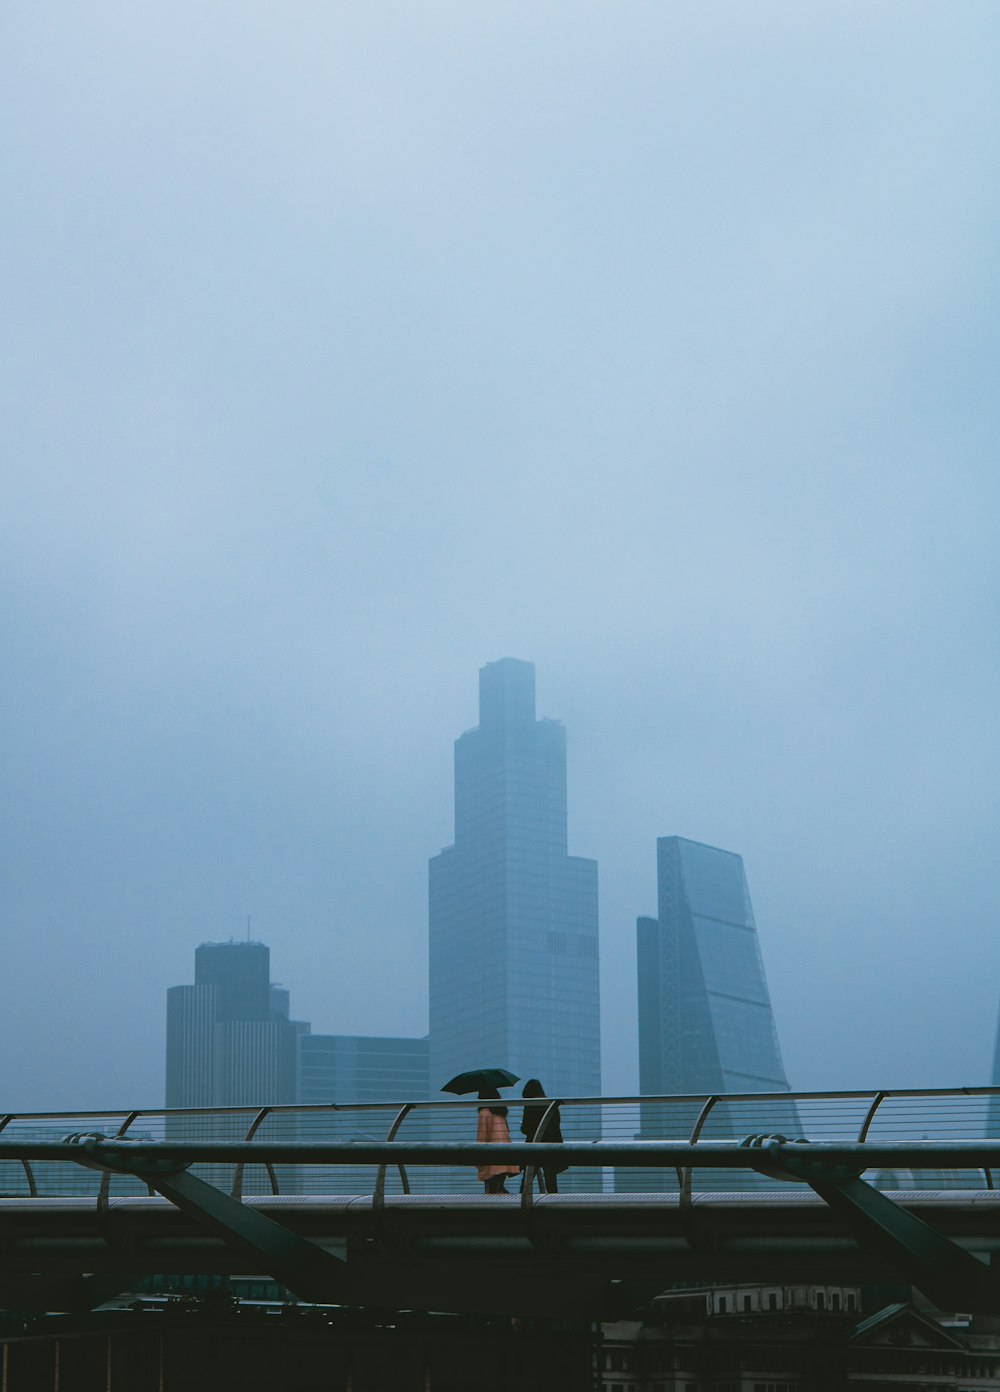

2,2,998,1112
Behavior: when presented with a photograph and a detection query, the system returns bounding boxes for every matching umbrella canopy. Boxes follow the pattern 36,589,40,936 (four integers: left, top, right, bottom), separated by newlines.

441,1068,519,1095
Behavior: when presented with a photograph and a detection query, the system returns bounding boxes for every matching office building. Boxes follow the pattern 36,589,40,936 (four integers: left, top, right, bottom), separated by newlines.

194,941,270,1020
165,984,220,1109
601,1285,1000,1391
428,659,600,1101
0,1304,599,1392
621,836,796,1190
298,1034,429,1106
638,836,792,1098
294,1034,431,1192
166,941,303,1109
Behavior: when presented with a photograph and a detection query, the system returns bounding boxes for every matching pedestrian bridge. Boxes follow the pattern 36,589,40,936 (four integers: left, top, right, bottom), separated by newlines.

3,1087,1000,1318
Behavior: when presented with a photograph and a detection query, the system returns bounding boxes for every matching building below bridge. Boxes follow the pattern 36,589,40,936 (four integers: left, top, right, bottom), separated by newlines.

602,1283,1000,1391
0,1297,600,1392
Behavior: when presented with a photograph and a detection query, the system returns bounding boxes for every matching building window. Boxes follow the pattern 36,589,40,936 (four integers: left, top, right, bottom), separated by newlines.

816,1291,825,1310
846,1292,855,1312
718,1296,728,1313
743,1294,752,1312
831,1292,841,1311
767,1292,779,1311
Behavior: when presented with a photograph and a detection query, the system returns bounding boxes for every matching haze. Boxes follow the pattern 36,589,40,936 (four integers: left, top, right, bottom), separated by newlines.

2,2,998,1111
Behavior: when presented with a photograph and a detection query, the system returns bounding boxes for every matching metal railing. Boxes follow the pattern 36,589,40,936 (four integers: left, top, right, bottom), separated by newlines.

2,1086,1000,1201
6,1088,1000,1319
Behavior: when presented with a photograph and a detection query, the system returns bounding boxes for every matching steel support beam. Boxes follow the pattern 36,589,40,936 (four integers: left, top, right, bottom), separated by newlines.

744,1134,1000,1313
811,1174,999,1312
65,1135,349,1305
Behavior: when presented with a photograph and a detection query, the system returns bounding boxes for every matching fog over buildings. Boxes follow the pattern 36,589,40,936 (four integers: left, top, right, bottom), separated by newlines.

2,4,999,1111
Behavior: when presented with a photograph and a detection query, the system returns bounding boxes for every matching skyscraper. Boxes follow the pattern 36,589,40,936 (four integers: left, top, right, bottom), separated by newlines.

623,836,795,1191
292,1035,430,1194
428,659,600,1101
194,941,270,1021
638,837,792,1098
166,941,303,1108
298,1035,430,1106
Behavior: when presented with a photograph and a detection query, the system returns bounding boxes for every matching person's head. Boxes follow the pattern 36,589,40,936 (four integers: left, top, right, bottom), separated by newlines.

522,1078,546,1099
478,1085,506,1116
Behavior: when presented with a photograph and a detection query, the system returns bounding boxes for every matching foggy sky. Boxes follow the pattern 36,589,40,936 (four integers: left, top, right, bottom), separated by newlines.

2,2,998,1111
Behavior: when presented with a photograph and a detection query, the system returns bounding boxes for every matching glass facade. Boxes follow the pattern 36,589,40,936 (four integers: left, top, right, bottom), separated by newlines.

623,838,796,1190
165,941,300,1108
194,942,271,1020
428,659,601,1103
638,837,791,1096
298,1034,430,1106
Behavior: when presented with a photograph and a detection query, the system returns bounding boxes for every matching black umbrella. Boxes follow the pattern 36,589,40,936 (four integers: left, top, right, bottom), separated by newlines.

441,1068,519,1095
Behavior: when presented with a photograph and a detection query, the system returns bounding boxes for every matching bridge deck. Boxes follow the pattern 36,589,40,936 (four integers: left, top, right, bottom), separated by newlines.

3,1189,1000,1274
5,1090,1000,1316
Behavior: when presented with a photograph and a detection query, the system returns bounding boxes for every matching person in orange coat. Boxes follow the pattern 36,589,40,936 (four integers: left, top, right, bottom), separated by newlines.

476,1087,520,1194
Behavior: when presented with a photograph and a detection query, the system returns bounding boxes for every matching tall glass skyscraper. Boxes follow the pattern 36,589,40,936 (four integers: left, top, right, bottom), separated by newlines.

643,835,791,1096
623,837,794,1190
638,837,791,1097
428,659,600,1100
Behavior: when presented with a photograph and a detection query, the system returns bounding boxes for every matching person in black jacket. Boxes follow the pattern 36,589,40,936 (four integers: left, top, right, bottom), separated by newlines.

519,1078,567,1193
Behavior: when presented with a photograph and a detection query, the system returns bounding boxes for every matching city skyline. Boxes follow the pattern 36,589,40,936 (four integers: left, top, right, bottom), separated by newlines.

162,661,989,1133
166,664,799,1119
20,637,1000,1111
5,9,1000,1382
4,2,997,1117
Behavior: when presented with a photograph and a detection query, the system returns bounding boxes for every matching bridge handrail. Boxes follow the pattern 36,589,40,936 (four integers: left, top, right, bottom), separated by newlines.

4,1088,999,1200
4,1083,999,1124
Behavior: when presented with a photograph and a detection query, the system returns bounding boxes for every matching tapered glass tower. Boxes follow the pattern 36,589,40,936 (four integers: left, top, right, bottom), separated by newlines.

621,834,799,1194
429,659,600,1100
638,836,791,1097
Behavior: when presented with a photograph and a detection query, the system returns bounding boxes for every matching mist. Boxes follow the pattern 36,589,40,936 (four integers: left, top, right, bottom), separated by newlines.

2,1,998,1110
